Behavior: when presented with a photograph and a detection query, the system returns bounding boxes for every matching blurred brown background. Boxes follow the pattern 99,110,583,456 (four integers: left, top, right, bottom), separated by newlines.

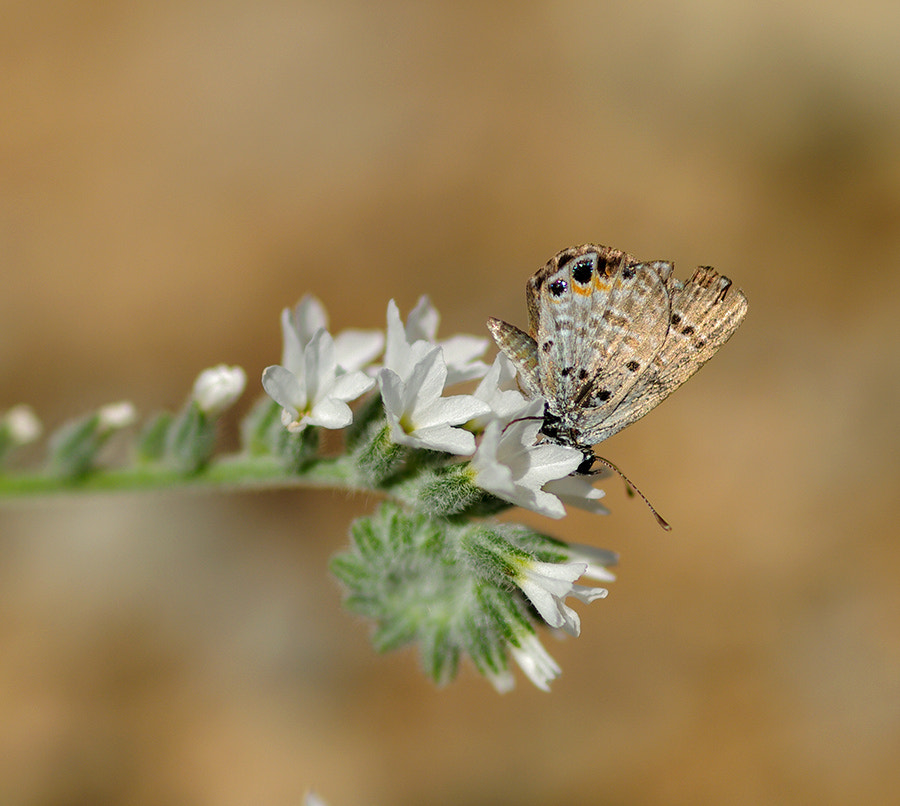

2,2,899,804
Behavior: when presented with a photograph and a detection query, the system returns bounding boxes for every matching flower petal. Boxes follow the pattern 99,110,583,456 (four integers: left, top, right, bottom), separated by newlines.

509,633,561,692
262,365,305,414
331,369,376,401
333,330,385,372
280,308,306,371
415,393,491,429
307,396,353,430
393,422,476,455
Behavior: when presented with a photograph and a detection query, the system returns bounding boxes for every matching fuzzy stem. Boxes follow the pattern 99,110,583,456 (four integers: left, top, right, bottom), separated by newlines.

0,453,367,500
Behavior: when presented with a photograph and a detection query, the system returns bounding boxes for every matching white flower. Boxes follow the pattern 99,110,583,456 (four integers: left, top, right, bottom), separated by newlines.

3,404,42,445
509,631,562,692
281,295,384,374
262,329,375,432
304,792,328,806
563,542,618,584
470,399,583,518
397,295,489,385
509,544,614,636
382,299,435,380
97,401,137,432
513,557,588,635
192,365,246,415
379,344,490,455
467,352,531,432
543,473,609,516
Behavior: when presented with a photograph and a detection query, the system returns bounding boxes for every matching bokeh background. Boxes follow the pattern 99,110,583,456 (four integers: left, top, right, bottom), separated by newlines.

2,2,899,804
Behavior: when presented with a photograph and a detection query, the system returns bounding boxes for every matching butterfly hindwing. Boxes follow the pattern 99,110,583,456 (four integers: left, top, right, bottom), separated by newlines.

525,245,629,411
569,258,672,417
577,265,748,444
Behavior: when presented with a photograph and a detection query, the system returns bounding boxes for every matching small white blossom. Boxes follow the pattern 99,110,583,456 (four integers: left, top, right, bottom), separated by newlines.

563,542,618,584
509,544,614,636
512,557,588,635
263,329,375,432
509,631,562,692
470,400,583,518
192,365,246,415
304,792,328,806
398,295,489,385
3,405,42,445
467,352,531,432
97,401,137,432
565,545,615,606
382,299,434,380
543,473,609,516
379,344,490,455
281,295,384,374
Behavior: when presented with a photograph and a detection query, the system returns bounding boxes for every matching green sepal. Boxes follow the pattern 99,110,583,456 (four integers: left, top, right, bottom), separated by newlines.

281,425,320,473
166,402,216,474
344,392,385,451
354,423,407,486
330,503,550,687
135,412,173,463
241,397,285,456
47,413,104,480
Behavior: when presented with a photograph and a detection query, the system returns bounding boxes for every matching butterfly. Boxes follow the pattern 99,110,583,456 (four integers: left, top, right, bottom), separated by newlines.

488,243,748,484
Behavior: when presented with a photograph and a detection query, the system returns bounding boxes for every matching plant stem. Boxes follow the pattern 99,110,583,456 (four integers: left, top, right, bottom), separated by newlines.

0,453,365,500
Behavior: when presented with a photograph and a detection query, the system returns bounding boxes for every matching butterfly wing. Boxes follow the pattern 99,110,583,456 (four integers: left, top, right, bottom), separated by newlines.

578,265,748,445
486,318,542,398
528,246,671,421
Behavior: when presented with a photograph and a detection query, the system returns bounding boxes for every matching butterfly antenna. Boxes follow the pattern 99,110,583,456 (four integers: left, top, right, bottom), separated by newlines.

499,414,543,434
592,455,671,531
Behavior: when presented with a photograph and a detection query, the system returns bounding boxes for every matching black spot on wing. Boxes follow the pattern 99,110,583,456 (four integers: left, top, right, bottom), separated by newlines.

571,258,594,285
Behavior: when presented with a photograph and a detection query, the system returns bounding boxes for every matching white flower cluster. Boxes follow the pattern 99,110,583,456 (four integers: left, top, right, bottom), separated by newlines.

263,294,617,692
262,294,608,520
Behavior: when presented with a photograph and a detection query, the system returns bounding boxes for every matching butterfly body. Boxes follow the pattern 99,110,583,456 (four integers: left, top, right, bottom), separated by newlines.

488,244,747,471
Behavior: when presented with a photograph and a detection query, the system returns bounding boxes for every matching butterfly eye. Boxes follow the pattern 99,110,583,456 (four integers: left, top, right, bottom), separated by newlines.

549,279,568,296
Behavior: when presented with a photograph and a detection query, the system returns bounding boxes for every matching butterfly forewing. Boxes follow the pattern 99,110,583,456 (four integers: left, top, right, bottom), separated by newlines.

485,318,542,398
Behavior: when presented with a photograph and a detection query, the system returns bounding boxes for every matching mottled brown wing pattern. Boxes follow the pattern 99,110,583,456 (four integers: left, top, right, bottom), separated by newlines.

524,244,634,335
529,252,672,419
488,244,747,455
563,259,671,414
525,245,666,415
485,318,542,398
577,265,748,445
